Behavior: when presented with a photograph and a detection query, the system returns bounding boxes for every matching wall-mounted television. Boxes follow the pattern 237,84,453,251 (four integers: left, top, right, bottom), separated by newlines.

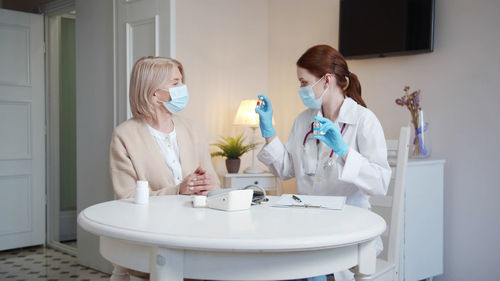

339,0,435,59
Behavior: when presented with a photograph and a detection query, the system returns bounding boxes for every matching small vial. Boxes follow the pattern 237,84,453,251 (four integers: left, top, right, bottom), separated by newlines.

256,96,265,110
313,112,326,136
135,180,149,205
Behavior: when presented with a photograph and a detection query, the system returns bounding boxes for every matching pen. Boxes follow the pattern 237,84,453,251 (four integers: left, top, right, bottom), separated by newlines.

290,203,321,208
292,195,302,203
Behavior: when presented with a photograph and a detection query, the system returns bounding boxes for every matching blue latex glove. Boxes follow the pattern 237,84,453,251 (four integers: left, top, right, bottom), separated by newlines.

313,116,349,157
255,94,276,138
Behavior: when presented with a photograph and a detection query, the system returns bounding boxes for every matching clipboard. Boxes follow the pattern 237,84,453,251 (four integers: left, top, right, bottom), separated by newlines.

271,194,346,210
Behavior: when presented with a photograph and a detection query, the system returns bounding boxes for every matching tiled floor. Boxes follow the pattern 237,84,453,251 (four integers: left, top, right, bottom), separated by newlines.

0,246,110,281
61,240,77,248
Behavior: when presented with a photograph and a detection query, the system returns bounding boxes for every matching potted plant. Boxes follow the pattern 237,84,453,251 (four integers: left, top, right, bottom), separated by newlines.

211,133,259,173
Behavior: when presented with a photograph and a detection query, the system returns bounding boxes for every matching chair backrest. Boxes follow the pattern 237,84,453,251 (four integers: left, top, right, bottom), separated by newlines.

369,127,410,272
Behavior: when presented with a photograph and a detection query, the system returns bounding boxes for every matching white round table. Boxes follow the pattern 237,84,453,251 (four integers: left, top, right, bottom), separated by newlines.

78,195,385,281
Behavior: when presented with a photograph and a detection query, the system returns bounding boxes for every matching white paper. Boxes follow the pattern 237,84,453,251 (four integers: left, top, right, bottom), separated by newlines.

272,194,346,210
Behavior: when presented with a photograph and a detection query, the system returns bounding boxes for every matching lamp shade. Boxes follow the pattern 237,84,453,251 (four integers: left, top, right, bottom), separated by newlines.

233,99,260,127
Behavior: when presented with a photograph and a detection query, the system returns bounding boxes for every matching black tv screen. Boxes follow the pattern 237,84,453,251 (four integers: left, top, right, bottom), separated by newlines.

339,0,435,59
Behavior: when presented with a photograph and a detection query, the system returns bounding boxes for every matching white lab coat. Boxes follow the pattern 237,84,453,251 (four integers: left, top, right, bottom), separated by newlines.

257,97,391,281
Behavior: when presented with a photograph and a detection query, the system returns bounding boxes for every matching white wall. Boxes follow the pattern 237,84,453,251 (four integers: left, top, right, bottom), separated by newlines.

347,0,500,280
176,0,270,176
176,0,338,189
269,0,500,280
177,0,500,280
75,0,114,273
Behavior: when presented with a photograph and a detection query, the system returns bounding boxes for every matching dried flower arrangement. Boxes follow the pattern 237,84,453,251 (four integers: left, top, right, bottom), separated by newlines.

395,86,429,157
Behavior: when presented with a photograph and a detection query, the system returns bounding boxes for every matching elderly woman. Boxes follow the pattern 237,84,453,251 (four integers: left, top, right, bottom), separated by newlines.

109,56,219,281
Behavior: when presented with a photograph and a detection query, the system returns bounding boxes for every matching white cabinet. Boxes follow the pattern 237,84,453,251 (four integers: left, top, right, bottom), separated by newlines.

400,160,445,281
223,173,280,195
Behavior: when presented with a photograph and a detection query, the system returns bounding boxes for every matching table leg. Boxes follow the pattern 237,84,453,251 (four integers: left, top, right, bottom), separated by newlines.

149,246,184,281
353,239,376,281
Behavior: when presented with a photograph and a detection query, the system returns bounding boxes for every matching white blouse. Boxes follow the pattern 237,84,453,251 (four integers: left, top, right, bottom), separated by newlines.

147,125,183,185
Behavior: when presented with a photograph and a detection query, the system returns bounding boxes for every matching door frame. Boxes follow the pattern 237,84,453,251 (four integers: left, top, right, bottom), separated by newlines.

42,0,77,256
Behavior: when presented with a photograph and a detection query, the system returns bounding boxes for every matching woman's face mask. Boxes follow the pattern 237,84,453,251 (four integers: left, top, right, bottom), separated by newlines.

158,85,189,113
298,75,328,109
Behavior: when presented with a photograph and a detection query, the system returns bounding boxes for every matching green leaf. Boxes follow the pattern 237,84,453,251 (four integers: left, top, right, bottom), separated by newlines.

210,133,260,159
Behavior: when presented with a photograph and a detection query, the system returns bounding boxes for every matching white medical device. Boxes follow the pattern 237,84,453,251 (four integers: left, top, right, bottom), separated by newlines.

208,189,253,211
192,185,268,211
192,189,253,211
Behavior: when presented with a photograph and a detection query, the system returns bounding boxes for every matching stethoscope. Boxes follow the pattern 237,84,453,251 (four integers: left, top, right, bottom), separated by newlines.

301,122,347,175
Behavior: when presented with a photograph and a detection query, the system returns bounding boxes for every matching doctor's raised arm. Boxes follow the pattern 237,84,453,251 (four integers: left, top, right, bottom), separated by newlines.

254,94,296,180
255,45,392,281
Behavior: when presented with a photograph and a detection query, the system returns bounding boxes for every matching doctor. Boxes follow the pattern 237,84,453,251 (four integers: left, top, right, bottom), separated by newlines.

256,45,391,281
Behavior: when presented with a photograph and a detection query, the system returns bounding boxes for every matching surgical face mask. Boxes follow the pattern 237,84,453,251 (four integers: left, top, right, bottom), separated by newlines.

161,85,189,113
298,75,328,109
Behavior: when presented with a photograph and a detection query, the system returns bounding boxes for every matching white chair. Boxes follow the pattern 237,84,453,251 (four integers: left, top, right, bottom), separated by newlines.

369,126,411,281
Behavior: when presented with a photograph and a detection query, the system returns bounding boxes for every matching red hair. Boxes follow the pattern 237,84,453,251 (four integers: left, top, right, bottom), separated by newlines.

297,45,366,108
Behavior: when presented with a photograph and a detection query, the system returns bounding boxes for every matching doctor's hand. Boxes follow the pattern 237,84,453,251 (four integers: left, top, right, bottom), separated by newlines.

179,166,216,195
313,116,349,157
255,94,276,139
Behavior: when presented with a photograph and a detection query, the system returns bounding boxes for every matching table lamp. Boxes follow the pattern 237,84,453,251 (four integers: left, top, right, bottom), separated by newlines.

233,99,274,174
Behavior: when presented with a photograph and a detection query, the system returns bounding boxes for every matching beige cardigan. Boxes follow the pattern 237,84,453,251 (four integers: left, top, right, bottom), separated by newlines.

109,115,219,199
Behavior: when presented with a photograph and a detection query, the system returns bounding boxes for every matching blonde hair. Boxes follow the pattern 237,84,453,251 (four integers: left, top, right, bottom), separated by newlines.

129,56,185,119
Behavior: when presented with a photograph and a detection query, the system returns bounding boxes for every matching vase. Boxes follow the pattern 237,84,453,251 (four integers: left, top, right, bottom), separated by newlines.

409,110,431,159
225,158,241,173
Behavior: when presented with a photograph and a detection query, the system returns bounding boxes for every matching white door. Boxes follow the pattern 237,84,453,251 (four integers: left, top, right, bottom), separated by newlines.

0,9,45,250
115,0,174,123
